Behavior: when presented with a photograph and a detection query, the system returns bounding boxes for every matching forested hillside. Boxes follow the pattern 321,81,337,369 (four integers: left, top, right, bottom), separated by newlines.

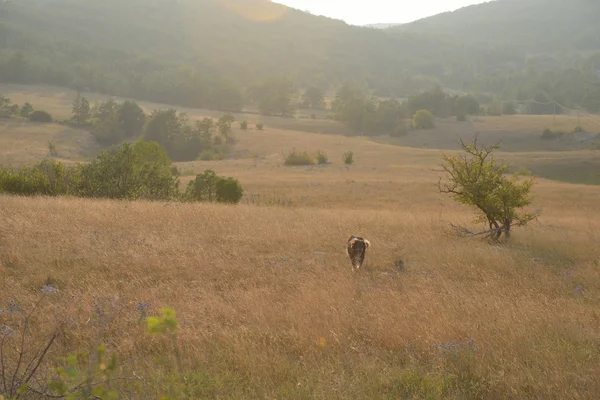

1,0,600,112
393,0,600,110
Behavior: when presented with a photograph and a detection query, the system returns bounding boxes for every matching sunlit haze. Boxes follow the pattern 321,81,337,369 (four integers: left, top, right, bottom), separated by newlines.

276,0,490,25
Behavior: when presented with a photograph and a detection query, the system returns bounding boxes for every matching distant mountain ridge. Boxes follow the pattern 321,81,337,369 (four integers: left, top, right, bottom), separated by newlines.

0,0,599,111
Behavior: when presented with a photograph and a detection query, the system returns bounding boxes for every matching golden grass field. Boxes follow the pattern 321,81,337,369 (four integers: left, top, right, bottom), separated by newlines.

1,84,600,398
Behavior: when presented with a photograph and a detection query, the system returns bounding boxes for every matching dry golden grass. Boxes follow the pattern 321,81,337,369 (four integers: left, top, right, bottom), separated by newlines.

0,119,98,166
1,83,600,398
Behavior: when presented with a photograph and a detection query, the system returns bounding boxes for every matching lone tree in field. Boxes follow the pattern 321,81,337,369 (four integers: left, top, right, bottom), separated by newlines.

438,137,536,239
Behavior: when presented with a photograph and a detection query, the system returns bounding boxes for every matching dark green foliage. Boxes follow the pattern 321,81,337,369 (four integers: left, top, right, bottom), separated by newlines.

541,128,563,140
29,110,53,123
457,114,467,122
284,149,315,166
502,101,517,115
413,110,435,130
218,114,236,143
573,125,585,133
0,95,12,117
79,141,179,200
302,86,325,109
390,122,408,137
20,102,34,117
332,83,405,135
255,77,295,116
256,123,264,131
184,169,243,204
71,94,90,125
456,94,480,116
240,120,248,130
0,159,82,196
343,151,354,165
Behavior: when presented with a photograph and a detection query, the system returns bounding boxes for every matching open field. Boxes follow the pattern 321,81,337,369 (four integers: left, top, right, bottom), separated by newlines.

1,84,600,398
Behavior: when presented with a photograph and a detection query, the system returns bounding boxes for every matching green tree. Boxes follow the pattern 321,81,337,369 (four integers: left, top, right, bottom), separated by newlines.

502,101,518,115
215,176,244,203
117,100,146,137
456,94,480,116
184,169,244,204
413,109,435,129
302,86,325,109
71,94,91,125
257,77,295,116
20,102,34,118
81,140,178,200
218,113,236,143
438,137,536,239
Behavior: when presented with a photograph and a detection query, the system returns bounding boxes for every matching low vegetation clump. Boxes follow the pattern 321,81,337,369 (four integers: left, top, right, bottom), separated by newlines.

413,109,436,129
315,150,329,165
284,149,315,166
29,110,53,123
256,122,264,130
438,136,536,239
0,140,244,203
541,128,565,140
184,169,244,203
240,119,248,130
343,150,355,165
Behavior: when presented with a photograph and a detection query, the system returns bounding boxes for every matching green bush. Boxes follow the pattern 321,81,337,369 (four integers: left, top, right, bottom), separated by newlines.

541,128,565,140
256,122,264,131
80,140,178,200
573,125,585,133
0,160,83,196
284,149,315,166
413,110,435,129
456,113,467,122
185,169,243,203
29,110,53,123
315,150,328,165
20,102,34,118
198,149,226,161
240,120,248,130
541,128,555,140
343,151,354,165
390,123,408,137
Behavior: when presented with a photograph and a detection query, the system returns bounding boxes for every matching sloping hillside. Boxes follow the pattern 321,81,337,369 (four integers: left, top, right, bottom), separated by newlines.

396,0,600,54
0,0,599,110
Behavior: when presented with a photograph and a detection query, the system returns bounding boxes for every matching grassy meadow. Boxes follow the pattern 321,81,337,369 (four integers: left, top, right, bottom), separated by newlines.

1,84,600,398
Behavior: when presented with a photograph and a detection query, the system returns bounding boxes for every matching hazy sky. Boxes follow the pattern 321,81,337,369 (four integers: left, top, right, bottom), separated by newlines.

275,0,489,25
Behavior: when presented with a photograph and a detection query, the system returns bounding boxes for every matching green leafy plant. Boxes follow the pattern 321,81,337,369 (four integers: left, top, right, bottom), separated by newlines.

438,136,537,239
256,122,264,131
413,109,435,129
240,120,248,130
29,110,53,123
343,151,354,165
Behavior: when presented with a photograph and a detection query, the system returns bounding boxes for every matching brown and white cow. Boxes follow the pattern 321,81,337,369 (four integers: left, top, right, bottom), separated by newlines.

346,235,371,271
